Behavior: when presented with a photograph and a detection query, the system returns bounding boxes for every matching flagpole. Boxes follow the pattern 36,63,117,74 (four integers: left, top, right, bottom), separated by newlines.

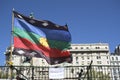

9,9,14,64
9,8,14,80
29,12,35,80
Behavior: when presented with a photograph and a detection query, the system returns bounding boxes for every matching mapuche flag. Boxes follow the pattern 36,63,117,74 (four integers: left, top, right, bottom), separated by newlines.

12,11,72,65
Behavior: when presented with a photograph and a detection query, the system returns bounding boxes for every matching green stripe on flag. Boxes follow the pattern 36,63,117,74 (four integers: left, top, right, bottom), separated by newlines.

13,27,71,50
13,27,41,44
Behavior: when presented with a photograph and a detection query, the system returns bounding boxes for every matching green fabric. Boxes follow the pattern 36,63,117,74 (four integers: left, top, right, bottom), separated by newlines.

13,27,71,50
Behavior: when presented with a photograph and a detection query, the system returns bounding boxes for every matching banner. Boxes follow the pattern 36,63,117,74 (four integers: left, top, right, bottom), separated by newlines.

49,67,64,79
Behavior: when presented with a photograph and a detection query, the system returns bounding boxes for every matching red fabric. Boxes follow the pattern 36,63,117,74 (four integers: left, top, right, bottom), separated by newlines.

14,37,70,58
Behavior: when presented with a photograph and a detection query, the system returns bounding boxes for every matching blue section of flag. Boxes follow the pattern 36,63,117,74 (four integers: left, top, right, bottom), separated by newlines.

14,18,71,42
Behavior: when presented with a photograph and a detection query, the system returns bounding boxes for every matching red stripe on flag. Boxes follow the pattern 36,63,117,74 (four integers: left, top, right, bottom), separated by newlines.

14,37,70,58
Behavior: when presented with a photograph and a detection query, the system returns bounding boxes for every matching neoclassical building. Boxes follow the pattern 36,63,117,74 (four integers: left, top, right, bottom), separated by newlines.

70,43,110,66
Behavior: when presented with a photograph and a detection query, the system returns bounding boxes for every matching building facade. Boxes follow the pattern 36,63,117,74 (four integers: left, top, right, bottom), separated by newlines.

70,43,110,66
110,55,120,80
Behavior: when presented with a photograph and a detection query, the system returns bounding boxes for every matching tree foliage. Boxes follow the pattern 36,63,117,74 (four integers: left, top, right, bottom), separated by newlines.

83,69,111,80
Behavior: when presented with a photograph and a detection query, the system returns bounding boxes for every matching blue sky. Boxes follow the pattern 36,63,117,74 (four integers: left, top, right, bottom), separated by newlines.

0,0,120,66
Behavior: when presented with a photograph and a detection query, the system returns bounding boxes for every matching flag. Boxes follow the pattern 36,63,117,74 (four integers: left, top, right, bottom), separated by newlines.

12,11,72,65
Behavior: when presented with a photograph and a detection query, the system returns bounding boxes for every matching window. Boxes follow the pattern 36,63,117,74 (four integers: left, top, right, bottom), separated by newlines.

75,47,78,49
112,57,114,60
87,56,90,59
76,61,79,64
107,61,109,64
87,61,90,64
71,68,74,73
86,47,89,49
106,56,109,59
97,56,101,59
116,57,118,60
81,47,83,49
81,56,84,60
82,61,84,65
97,61,102,64
76,56,78,62
96,47,100,49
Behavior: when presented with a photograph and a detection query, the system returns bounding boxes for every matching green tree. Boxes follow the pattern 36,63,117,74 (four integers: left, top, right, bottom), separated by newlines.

0,70,16,79
83,69,110,80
